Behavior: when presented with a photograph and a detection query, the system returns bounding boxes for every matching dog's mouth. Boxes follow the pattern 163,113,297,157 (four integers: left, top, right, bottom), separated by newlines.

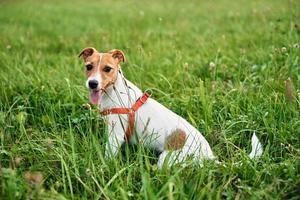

89,89,102,105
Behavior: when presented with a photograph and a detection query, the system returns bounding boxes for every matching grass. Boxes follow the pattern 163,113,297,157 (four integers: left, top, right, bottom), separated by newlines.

0,0,299,199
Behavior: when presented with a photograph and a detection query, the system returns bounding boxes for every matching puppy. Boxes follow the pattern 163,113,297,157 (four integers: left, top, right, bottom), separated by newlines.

79,47,263,168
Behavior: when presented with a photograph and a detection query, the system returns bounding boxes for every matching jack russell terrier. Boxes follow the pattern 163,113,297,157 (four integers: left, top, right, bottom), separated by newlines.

79,47,263,168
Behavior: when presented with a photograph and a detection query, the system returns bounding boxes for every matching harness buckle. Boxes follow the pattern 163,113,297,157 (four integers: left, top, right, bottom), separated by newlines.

144,89,153,97
140,97,146,104
139,89,152,104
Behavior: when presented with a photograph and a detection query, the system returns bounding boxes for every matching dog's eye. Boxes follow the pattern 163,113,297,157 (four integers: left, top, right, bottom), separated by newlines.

103,66,112,73
86,64,93,71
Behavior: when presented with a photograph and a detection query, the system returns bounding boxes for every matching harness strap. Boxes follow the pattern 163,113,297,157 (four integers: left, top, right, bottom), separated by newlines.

100,92,150,140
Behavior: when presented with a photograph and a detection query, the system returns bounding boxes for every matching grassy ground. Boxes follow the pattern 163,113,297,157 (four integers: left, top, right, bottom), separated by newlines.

0,0,299,199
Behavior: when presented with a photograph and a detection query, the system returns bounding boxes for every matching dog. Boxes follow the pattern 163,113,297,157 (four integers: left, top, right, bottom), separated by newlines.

79,47,263,168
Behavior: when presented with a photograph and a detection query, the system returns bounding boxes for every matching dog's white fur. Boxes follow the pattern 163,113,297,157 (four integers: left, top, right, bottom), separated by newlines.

98,70,212,168
89,66,263,168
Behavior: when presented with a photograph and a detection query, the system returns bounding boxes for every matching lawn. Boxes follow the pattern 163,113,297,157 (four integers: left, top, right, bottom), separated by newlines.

0,0,299,199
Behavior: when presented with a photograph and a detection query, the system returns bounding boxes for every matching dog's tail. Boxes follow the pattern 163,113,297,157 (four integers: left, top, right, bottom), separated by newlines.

215,132,263,166
248,132,263,159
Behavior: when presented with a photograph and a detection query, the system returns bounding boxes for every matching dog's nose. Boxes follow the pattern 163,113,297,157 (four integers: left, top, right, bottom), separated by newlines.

88,80,99,89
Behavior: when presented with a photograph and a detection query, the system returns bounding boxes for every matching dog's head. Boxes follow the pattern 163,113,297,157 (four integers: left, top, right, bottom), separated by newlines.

79,47,125,105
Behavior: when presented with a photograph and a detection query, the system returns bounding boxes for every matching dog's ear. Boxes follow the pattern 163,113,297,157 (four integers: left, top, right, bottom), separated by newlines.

108,49,125,63
78,47,97,60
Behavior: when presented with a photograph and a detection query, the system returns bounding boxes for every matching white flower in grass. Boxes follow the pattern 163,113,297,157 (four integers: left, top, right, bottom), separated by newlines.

127,191,134,197
293,43,299,48
281,47,287,52
183,62,188,69
85,168,91,176
209,61,216,70
82,103,91,110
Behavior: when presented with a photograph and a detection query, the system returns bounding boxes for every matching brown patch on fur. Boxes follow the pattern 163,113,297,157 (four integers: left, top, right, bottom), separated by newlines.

164,129,186,150
84,52,101,77
98,53,121,89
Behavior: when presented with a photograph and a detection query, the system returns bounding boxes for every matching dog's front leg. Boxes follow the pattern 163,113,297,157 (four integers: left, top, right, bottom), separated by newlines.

104,120,125,159
105,135,124,158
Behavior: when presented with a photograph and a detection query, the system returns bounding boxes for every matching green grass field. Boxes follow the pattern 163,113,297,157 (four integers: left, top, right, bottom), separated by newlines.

0,0,299,199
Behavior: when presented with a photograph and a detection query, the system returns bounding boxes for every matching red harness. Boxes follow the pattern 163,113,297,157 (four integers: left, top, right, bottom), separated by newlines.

100,92,150,140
